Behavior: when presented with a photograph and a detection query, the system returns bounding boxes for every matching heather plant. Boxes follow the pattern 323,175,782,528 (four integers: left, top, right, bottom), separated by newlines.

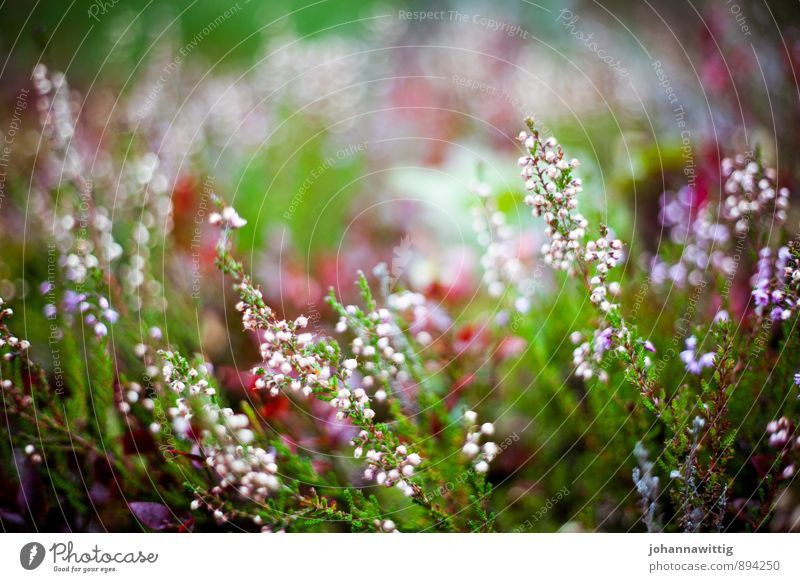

2,57,800,535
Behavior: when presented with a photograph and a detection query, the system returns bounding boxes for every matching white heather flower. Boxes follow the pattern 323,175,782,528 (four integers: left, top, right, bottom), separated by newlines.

483,442,499,461
475,460,489,474
217,206,248,229
462,441,480,458
480,422,495,436
464,410,478,424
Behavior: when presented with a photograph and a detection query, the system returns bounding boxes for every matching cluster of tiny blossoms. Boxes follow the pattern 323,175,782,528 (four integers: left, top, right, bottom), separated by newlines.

679,336,716,375
0,298,31,361
461,410,497,474
32,64,83,180
751,247,799,322
517,119,585,274
160,351,281,506
649,155,790,289
632,442,660,532
721,154,789,234
585,226,624,313
765,417,798,480
44,289,118,337
472,182,537,312
649,188,733,288
209,206,248,230
571,328,612,383
354,433,422,497
209,201,424,495
516,120,632,385
333,287,435,403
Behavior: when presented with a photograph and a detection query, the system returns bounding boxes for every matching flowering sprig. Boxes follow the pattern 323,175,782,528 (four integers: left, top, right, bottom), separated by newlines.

461,410,497,474
679,336,716,375
650,154,791,290
47,289,119,337
517,119,585,274
585,225,624,314
721,154,789,234
472,181,538,313
516,119,655,398
32,64,84,181
632,442,661,532
208,197,442,512
330,277,430,408
0,298,32,360
751,245,800,323
158,350,281,506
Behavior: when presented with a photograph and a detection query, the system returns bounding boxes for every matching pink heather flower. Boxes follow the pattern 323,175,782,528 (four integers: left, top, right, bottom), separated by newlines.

680,336,715,375
517,123,587,274
208,204,425,494
462,411,498,472
209,206,247,229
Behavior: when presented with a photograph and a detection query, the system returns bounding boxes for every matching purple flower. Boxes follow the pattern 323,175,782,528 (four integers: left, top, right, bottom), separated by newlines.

794,372,800,386
681,336,715,374
643,340,656,353
103,309,119,324
770,307,785,321
752,288,770,307
44,304,57,319
63,290,86,312
594,327,613,354
686,360,702,375
698,352,716,368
